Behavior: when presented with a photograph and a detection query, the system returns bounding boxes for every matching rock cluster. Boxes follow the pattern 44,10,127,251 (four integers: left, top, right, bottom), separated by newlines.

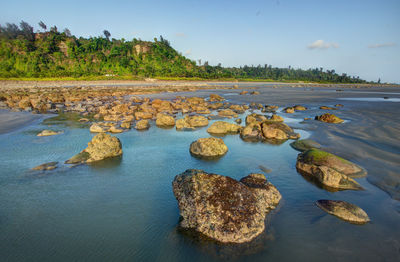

172,169,281,243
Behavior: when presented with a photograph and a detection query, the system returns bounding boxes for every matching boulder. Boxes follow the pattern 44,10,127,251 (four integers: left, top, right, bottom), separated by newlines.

240,122,263,141
296,149,365,190
239,173,281,213
156,113,175,127
172,169,281,243
315,113,344,123
32,161,58,171
135,119,150,130
207,121,242,135
189,137,228,158
37,130,60,137
66,133,122,164
290,139,321,152
316,200,370,224
261,121,300,140
294,105,307,111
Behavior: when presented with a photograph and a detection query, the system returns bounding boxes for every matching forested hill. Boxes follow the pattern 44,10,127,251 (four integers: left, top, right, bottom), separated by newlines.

0,21,368,83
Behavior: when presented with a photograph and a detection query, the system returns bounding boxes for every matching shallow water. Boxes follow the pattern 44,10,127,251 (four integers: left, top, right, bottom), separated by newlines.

338,97,400,102
1,91,400,261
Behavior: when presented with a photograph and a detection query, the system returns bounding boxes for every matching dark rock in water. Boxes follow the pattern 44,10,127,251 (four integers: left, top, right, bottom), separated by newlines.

172,169,281,243
189,137,228,158
32,161,58,171
315,113,344,123
259,165,272,173
383,97,389,99
290,139,321,152
296,149,365,190
335,104,344,107
66,133,122,164
316,200,370,224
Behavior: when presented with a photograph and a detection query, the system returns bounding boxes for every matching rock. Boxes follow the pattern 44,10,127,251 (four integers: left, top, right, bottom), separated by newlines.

246,113,267,125
319,106,337,110
186,115,209,127
315,113,344,123
189,137,228,158
239,91,248,95
156,113,175,127
209,94,225,102
172,169,280,243
240,122,263,141
290,139,321,152
235,118,242,124
207,121,242,135
134,111,153,120
265,105,278,112
296,149,365,190
32,161,58,171
239,173,281,213
66,133,122,164
218,109,238,118
261,121,300,140
109,126,123,133
268,114,284,122
251,91,260,95
283,107,295,113
121,121,131,129
316,200,370,224
90,123,107,133
294,105,307,111
335,104,344,107
135,119,150,130
79,118,89,122
37,130,60,137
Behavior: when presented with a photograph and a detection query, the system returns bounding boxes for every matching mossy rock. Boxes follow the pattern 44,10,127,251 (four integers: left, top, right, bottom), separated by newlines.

316,200,370,224
65,151,90,164
290,139,321,152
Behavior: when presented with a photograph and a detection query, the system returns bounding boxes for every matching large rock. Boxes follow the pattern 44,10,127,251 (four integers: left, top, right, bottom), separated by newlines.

290,139,321,152
207,121,242,135
172,169,281,243
315,113,344,123
261,121,300,140
189,137,228,158
296,149,365,190
156,113,175,127
66,133,122,164
316,200,370,224
239,173,281,213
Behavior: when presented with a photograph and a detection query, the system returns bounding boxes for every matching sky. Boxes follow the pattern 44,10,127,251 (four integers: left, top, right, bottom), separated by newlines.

1,0,399,83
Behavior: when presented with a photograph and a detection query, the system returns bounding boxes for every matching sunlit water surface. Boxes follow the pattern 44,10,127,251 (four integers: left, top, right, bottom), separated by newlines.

0,110,399,262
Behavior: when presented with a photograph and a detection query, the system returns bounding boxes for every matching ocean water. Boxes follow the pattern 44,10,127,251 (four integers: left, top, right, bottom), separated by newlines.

0,108,399,261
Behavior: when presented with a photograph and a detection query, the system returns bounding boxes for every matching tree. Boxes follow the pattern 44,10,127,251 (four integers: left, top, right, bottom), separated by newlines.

19,21,34,41
63,28,71,37
38,21,47,31
103,30,111,40
50,26,58,33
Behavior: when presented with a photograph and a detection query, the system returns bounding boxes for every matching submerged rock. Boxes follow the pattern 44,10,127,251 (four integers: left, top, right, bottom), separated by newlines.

207,121,242,135
290,139,321,152
315,113,344,123
32,161,58,171
66,133,122,164
172,169,281,243
189,137,228,158
316,200,370,224
296,149,365,190
37,130,60,136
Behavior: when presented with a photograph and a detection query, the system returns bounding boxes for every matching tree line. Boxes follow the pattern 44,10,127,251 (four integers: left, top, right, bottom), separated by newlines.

0,21,368,83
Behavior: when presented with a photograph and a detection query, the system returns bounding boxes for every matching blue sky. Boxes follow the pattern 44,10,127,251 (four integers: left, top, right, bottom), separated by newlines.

1,0,399,82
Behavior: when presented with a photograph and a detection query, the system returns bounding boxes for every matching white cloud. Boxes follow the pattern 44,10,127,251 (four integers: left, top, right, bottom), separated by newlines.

184,49,192,56
308,40,339,50
175,32,186,37
368,42,396,48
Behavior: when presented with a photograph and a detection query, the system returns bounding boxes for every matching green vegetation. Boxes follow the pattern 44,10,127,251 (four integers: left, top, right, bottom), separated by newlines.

0,21,368,83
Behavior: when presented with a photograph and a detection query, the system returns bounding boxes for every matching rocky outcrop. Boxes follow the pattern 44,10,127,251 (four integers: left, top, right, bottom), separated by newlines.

156,113,175,127
172,169,281,243
66,133,122,164
315,113,344,123
296,149,365,190
189,137,228,158
207,121,242,135
37,130,61,136
290,139,321,152
316,200,370,224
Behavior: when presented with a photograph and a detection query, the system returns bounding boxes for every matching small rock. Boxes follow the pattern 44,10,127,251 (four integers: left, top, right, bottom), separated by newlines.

32,161,58,171
189,137,228,158
239,91,248,95
37,130,60,137
283,107,295,113
135,119,150,130
235,118,242,124
90,124,107,133
268,114,284,122
294,105,307,111
290,139,321,152
316,200,370,224
315,113,344,123
109,126,123,133
320,106,337,110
